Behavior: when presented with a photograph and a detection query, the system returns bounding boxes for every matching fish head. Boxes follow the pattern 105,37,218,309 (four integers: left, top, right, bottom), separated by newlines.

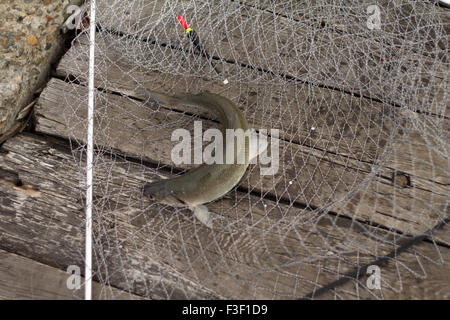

142,180,169,201
142,180,186,206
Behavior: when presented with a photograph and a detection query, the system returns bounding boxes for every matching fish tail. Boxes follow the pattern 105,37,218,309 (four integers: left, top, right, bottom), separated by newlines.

137,88,187,107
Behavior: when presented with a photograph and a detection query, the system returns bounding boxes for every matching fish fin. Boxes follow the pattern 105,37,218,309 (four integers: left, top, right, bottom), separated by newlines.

249,131,268,161
192,204,213,229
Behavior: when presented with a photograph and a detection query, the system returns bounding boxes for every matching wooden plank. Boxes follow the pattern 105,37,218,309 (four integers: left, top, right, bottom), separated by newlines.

0,135,220,299
238,0,449,86
229,0,449,117
56,35,396,163
35,77,449,243
0,249,142,300
56,34,450,187
95,0,449,117
241,0,450,54
1,133,449,299
317,225,450,300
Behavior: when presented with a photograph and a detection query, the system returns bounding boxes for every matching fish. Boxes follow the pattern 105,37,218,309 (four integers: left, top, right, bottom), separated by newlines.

140,89,262,228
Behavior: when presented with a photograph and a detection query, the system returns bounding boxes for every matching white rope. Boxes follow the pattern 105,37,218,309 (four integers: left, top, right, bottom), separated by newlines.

85,0,96,301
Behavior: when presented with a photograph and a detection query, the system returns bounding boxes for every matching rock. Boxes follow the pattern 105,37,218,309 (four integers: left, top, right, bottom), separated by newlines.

27,34,38,46
0,0,83,143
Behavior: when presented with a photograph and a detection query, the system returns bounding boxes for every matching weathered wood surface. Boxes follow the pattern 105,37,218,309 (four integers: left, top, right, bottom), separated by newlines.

0,134,219,299
56,35,450,186
0,249,141,300
57,35,396,163
241,0,450,54
96,0,449,117
2,0,448,300
37,76,449,243
1,133,449,299
317,226,450,300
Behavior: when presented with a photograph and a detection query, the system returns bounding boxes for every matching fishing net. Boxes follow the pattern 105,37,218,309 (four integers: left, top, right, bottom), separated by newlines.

39,0,449,299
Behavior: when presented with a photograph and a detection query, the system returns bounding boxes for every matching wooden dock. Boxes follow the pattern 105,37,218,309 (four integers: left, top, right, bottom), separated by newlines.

0,1,449,299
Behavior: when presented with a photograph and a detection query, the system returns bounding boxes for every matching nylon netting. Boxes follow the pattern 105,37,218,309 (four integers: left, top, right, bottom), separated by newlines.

59,0,448,299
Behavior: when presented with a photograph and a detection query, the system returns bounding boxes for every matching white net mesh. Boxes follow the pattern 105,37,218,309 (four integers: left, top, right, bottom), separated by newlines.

37,0,449,299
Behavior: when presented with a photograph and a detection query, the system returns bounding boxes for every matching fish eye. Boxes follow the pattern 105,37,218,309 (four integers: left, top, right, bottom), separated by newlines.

144,192,154,200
